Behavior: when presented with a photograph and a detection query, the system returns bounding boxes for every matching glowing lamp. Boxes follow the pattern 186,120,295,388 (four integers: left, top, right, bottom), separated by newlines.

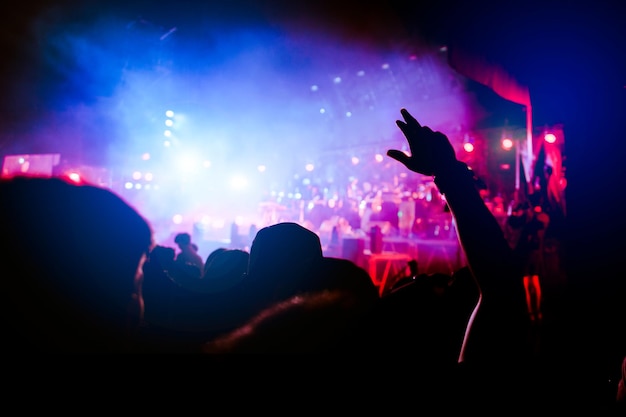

463,142,474,153
544,133,557,143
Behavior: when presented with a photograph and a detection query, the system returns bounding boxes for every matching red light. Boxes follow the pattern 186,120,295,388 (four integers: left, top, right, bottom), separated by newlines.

544,133,557,143
66,172,81,183
501,138,514,150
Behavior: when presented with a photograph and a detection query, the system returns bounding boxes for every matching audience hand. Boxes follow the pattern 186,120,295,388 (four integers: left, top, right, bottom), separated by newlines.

387,108,458,177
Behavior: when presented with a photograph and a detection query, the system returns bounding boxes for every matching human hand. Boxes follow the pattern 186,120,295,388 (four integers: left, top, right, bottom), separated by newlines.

387,108,458,177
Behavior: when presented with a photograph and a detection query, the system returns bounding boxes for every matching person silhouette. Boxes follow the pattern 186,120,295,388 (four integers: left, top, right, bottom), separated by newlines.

0,175,153,353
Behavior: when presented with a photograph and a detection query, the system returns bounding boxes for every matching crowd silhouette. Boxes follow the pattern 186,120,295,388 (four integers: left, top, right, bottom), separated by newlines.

0,108,623,411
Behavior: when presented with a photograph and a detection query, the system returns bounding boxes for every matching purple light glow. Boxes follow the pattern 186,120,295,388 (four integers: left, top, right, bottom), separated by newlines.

2,2,487,258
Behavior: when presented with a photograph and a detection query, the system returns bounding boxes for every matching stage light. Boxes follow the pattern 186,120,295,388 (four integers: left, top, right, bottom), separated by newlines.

462,134,475,153
544,133,557,143
230,175,248,189
177,154,198,172
501,138,514,151
375,153,384,163
67,172,81,183
305,163,315,172
165,110,174,118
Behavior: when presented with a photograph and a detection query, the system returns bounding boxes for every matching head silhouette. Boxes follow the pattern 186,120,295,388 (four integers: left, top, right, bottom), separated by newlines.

246,222,324,307
0,176,153,352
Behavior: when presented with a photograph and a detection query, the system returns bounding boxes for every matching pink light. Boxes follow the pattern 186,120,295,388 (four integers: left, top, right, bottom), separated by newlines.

501,138,514,151
544,133,557,143
463,142,474,153
67,172,81,183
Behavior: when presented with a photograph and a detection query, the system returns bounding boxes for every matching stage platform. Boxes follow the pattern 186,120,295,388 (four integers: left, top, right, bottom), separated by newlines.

324,235,467,295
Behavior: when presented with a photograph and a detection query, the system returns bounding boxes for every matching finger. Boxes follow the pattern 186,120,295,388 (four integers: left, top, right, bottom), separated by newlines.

400,108,421,128
395,120,408,131
386,149,410,166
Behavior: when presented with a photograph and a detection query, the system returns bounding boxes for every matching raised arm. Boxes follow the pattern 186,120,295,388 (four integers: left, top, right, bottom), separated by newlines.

387,108,531,366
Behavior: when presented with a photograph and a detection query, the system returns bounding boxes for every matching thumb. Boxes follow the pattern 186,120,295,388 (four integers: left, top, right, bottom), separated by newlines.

387,149,409,166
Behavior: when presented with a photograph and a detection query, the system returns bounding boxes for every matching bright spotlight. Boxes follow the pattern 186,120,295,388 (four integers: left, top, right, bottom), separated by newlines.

165,110,174,118
172,214,183,224
463,142,475,153
305,163,315,172
501,138,514,151
165,119,174,127
177,154,199,172
351,156,359,165
257,165,266,173
375,153,384,163
132,171,142,180
67,172,81,183
230,174,248,189
544,133,557,143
